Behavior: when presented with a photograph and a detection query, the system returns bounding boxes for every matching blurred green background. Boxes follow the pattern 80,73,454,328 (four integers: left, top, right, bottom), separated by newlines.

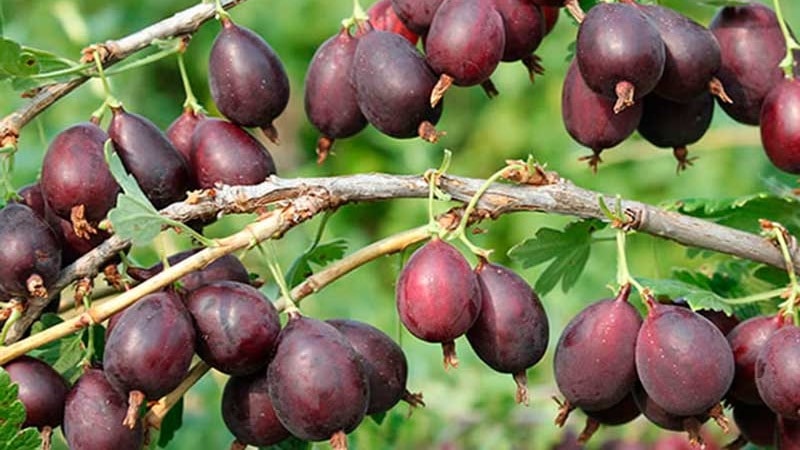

2,0,799,448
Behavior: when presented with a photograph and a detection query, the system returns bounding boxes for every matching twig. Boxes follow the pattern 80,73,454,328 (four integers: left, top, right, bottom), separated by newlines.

0,0,245,146
7,172,798,343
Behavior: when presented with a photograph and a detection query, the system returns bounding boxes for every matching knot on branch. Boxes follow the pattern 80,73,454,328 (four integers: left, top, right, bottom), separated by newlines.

81,43,114,64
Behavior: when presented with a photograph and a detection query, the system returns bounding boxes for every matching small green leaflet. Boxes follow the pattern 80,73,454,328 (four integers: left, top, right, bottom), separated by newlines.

0,38,38,80
27,313,86,383
261,436,311,450
0,369,42,450
157,398,183,448
285,239,348,289
671,193,800,235
637,277,734,315
509,219,606,295
104,141,212,247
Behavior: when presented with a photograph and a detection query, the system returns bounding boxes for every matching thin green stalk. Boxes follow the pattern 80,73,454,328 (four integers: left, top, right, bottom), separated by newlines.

214,0,231,21
258,241,300,316
773,227,800,324
0,307,21,344
28,62,93,80
451,163,524,258
615,228,646,297
773,0,800,78
176,51,204,113
103,46,180,77
426,150,451,236
91,49,120,118
720,287,786,306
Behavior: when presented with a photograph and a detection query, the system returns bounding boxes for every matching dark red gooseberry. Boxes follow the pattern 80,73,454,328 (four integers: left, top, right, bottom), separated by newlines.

40,122,119,226
726,314,783,405
103,291,195,427
125,248,251,294
166,108,206,169
576,2,665,113
632,383,711,445
561,60,643,172
396,238,481,369
3,355,69,430
107,106,190,209
15,183,45,218
425,0,506,104
221,369,291,447
731,402,776,447
542,6,559,35
327,318,424,415
777,416,800,449
191,118,277,189
368,0,419,44
351,30,443,141
0,203,61,298
209,18,289,142
553,285,641,420
305,27,368,162
710,3,786,125
578,392,641,444
635,300,734,416
493,0,545,62
186,281,281,376
760,78,800,174
466,260,548,405
267,315,369,445
63,368,144,450
755,323,800,419
390,0,444,34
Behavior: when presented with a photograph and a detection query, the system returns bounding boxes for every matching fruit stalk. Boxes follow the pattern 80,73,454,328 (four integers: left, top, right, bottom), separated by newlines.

772,0,800,78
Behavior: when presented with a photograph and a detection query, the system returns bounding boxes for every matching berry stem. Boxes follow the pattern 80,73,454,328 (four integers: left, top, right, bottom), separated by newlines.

341,0,369,32
258,241,300,316
451,162,525,259
615,227,646,296
176,50,204,114
721,287,787,305
214,0,231,21
426,150,452,237
90,49,121,120
772,0,800,78
102,44,181,77
768,222,800,324
28,62,94,80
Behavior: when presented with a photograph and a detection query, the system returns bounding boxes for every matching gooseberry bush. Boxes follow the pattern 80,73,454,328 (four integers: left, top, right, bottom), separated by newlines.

1,0,800,449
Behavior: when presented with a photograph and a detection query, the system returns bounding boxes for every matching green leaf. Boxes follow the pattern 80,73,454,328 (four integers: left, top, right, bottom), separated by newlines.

509,219,606,295
157,398,183,448
637,277,734,315
673,193,800,235
285,239,348,288
28,314,86,383
0,38,38,80
261,436,311,450
107,194,166,246
104,141,154,202
0,368,42,450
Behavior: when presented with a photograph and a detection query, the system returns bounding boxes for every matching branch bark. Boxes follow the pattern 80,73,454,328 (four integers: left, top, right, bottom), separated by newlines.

5,170,794,344
0,0,245,145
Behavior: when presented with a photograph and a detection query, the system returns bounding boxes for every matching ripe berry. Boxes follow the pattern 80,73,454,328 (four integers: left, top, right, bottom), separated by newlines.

0,203,61,298
710,3,786,125
578,392,641,444
328,318,423,415
390,0,444,35
268,315,369,446
755,322,800,419
396,238,481,369
222,369,290,447
632,383,710,443
494,0,546,79
466,260,548,404
305,27,367,161
576,2,665,113
635,299,734,416
190,118,277,188
3,355,69,430
186,281,281,376
63,368,144,450
166,108,206,170
732,402,776,447
553,285,641,420
425,0,506,105
368,0,419,44
760,78,800,174
107,106,190,209
561,60,643,171
776,416,800,449
209,18,289,141
726,314,783,405
125,248,251,294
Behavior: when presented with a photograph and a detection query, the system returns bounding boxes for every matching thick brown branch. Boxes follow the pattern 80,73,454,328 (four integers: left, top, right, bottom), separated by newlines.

0,0,245,144
6,172,795,343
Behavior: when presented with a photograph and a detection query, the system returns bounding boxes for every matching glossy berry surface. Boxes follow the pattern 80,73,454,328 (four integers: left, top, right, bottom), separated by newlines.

726,314,783,405
635,302,734,416
3,355,69,429
760,78,800,174
191,118,277,188
63,368,144,450
166,108,206,168
710,3,786,125
222,370,291,447
554,286,641,411
390,0,444,34
328,318,415,415
494,0,545,62
0,203,61,297
186,281,281,376
40,122,119,224
268,315,369,442
104,291,196,399
209,18,290,135
107,106,190,209
352,30,442,139
631,383,709,433
576,3,665,111
425,0,505,87
368,0,419,44
755,323,800,419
